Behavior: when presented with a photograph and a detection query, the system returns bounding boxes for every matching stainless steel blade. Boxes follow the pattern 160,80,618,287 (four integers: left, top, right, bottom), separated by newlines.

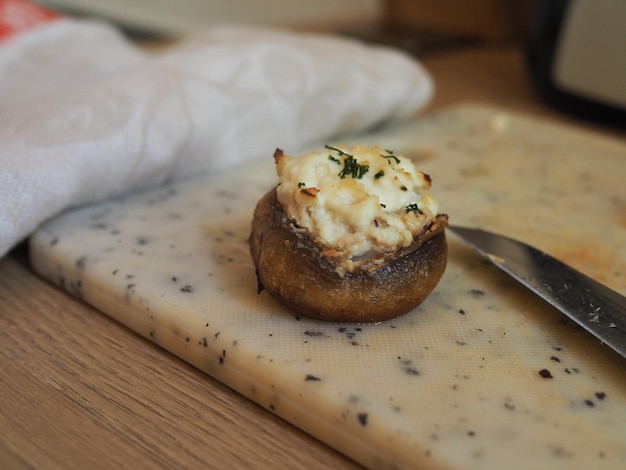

448,225,626,360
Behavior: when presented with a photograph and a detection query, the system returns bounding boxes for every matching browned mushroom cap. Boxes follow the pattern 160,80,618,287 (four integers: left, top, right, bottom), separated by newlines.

250,188,448,322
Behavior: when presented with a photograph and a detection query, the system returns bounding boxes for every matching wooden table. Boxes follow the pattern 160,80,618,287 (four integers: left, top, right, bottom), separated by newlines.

1,41,623,469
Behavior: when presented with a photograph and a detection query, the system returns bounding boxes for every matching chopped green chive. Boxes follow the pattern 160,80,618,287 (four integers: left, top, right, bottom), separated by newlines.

325,145,369,179
325,144,351,157
380,149,401,165
405,203,422,213
338,155,369,179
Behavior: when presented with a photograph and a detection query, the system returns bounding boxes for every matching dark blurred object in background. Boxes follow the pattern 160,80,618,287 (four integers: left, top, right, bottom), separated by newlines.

385,0,535,41
527,0,626,128
345,0,536,56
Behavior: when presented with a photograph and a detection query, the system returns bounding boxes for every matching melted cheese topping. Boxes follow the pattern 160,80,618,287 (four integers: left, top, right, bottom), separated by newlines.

275,145,440,273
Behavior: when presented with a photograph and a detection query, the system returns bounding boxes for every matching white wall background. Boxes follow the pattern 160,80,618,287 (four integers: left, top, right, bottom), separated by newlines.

41,0,383,35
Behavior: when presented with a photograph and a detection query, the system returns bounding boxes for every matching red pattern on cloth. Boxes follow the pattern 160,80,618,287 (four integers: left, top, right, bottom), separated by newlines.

0,0,59,41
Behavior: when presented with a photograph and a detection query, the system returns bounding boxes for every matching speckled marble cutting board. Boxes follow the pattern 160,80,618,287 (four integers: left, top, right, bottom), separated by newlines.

30,105,626,470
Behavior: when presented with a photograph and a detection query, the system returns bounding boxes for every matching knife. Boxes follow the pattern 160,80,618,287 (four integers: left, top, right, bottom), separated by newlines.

447,225,626,360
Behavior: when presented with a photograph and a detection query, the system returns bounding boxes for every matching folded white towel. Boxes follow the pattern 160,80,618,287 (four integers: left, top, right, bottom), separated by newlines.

0,18,433,258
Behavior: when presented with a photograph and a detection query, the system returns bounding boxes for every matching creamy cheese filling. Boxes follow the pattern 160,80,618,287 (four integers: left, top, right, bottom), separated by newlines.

275,144,441,273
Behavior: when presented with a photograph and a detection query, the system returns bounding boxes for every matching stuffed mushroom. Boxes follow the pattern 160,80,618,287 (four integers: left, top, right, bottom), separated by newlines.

250,144,448,322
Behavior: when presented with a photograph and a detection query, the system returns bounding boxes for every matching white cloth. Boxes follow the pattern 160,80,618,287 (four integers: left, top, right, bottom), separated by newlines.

0,19,433,258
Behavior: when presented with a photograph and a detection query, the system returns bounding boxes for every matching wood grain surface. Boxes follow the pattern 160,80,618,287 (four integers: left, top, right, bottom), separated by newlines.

1,43,623,470
0,250,359,469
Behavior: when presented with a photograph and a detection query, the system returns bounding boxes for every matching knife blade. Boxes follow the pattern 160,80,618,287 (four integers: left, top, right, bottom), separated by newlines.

448,225,626,360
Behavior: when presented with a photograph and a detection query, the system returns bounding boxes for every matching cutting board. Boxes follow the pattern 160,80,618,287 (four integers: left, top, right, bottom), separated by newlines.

29,105,626,469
